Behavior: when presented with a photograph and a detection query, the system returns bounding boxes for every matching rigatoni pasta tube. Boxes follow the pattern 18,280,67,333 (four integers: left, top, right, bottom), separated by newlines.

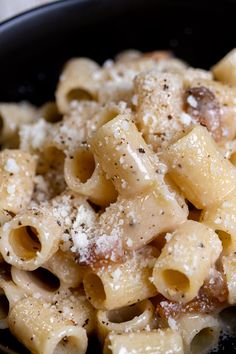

83,246,158,310
43,250,86,288
201,195,236,255
152,221,222,303
212,48,236,86
56,58,99,114
163,126,236,209
55,290,95,334
0,276,26,329
96,299,155,342
64,147,117,206
90,114,157,197
177,313,220,354
0,276,26,310
0,103,36,147
98,186,187,252
11,266,62,302
8,297,88,354
0,208,61,270
0,149,36,213
103,329,184,354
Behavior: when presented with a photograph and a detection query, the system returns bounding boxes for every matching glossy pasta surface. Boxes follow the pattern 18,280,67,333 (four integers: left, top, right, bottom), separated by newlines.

1,49,236,354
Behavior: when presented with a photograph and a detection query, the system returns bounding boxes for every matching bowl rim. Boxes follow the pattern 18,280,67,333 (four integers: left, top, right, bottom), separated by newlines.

0,0,90,29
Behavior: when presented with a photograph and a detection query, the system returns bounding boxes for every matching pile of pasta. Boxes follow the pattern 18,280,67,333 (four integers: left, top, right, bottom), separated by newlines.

1,48,236,354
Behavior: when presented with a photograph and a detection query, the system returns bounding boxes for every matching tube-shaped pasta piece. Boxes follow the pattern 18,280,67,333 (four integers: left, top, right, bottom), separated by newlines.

90,114,157,197
152,221,222,303
103,329,184,354
86,102,123,135
43,250,86,288
212,49,236,86
0,271,26,329
97,186,188,253
201,195,236,255
11,266,62,301
0,103,36,147
55,290,96,334
83,246,158,310
163,126,236,209
0,208,62,270
96,299,155,342
64,147,117,206
0,149,36,213
8,297,88,354
222,254,236,304
177,313,220,354
134,71,184,151
56,58,99,114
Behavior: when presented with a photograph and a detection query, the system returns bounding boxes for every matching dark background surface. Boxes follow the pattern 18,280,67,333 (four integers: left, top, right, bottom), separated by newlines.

0,0,236,352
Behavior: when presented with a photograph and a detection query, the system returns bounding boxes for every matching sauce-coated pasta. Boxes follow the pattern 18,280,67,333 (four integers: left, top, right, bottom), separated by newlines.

1,48,236,354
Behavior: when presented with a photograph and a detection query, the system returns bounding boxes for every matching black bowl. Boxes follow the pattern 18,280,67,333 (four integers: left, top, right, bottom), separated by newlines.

1,0,236,106
1,0,236,353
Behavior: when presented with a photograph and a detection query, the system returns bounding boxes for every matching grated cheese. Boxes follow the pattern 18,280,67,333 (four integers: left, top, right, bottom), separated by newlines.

187,94,198,108
5,158,20,173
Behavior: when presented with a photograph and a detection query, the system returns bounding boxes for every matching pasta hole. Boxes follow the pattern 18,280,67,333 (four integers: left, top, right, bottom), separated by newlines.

230,152,236,166
163,269,190,292
216,230,232,251
54,335,82,354
84,273,106,304
72,149,95,183
187,201,201,222
40,102,62,123
67,88,92,104
96,109,120,130
29,268,60,292
0,293,9,320
219,306,236,334
190,327,217,354
10,226,41,260
107,302,144,323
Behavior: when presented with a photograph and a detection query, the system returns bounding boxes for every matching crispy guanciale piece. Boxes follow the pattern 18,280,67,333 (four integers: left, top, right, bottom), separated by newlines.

156,270,228,320
184,86,222,141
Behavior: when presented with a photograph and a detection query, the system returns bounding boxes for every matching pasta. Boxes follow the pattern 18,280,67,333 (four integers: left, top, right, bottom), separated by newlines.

0,149,36,213
96,299,155,341
163,125,236,209
0,207,62,270
8,296,88,354
0,102,36,148
56,58,99,114
152,221,222,303
103,329,184,354
1,48,236,354
83,246,158,310
177,313,220,354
